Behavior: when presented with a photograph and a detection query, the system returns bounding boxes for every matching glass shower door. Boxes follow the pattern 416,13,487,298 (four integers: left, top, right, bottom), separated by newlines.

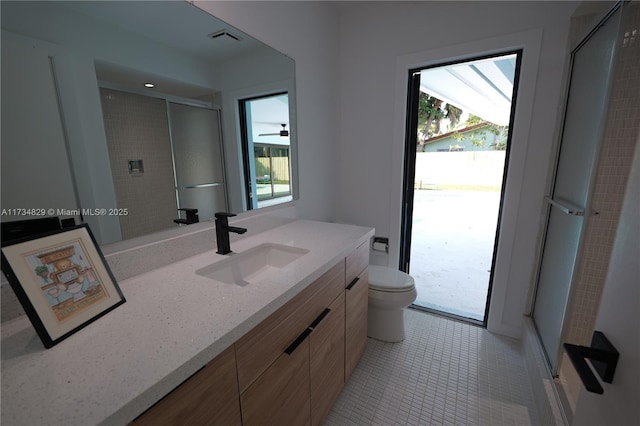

169,102,227,222
532,6,621,371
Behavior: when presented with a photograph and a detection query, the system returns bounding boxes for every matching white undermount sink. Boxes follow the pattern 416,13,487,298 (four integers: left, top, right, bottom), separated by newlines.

195,243,310,286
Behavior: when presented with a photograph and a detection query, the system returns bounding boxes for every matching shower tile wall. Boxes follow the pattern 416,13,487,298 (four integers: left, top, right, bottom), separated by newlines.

100,88,178,240
561,1,640,403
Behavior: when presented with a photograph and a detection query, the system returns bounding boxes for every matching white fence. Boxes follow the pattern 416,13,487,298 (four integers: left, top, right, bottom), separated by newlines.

414,151,506,190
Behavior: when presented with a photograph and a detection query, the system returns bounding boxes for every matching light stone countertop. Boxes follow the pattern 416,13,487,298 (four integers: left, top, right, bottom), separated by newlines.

1,220,374,426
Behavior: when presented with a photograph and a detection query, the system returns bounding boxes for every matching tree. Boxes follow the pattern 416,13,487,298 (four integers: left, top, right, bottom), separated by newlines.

416,96,508,151
417,94,465,146
444,104,463,129
417,93,445,140
462,114,509,150
465,114,484,126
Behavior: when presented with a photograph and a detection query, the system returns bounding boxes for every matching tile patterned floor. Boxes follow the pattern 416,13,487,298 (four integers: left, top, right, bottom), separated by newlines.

326,309,539,425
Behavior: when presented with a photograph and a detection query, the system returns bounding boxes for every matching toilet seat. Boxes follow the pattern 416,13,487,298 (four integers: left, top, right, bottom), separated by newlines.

368,265,415,293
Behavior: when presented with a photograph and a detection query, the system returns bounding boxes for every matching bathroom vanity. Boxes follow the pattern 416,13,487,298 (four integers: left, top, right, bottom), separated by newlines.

0,219,373,425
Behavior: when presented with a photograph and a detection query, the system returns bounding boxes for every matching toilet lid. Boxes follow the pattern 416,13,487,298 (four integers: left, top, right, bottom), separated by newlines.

368,265,415,293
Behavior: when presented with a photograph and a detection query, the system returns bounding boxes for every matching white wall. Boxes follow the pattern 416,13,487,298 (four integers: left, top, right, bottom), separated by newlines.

0,40,79,220
336,1,579,337
192,1,582,337
194,1,340,222
52,52,123,244
572,134,640,426
414,152,506,188
4,0,580,338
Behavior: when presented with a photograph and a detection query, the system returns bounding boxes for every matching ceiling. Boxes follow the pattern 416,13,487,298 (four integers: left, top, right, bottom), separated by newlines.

419,54,517,126
60,1,265,63
1,0,293,139
55,1,267,99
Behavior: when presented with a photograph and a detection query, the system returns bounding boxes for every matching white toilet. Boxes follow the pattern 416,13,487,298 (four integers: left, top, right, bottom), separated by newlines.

367,265,417,342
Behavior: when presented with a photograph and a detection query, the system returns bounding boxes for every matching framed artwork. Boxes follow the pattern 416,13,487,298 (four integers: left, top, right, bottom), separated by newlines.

1,224,125,348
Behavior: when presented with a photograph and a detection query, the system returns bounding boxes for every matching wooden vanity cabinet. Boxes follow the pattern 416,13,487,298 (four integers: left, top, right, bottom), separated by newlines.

345,241,370,380
346,240,369,286
310,294,345,426
235,260,345,425
240,338,311,426
133,241,370,425
132,346,241,426
240,292,346,426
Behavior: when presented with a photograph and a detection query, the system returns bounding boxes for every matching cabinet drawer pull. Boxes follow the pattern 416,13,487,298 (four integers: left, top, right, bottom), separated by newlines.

309,308,331,330
284,307,333,355
346,277,360,290
285,327,312,355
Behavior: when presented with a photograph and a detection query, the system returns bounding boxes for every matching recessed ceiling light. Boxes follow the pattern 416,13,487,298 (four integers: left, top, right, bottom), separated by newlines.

144,83,155,88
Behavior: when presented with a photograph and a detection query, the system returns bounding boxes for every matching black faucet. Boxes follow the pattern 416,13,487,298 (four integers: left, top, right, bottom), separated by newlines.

214,212,247,255
173,208,199,225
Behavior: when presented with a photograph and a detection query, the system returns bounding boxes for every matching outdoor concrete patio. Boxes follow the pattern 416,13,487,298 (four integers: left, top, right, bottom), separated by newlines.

408,189,502,321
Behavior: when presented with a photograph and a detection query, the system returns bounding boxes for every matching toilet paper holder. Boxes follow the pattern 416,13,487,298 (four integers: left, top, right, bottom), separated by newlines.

371,236,389,253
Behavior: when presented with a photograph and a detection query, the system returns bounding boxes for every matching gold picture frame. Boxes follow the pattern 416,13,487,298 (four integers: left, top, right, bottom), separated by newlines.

1,224,125,348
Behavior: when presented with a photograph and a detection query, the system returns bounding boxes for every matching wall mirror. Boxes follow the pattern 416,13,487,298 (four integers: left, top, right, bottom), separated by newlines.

1,1,298,245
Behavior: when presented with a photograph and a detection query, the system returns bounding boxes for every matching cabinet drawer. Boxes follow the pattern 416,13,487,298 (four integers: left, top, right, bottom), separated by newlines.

133,346,241,426
346,240,369,286
310,294,345,426
345,268,368,380
235,260,345,393
240,338,311,426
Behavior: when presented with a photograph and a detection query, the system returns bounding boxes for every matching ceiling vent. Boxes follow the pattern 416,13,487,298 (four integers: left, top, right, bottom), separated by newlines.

208,30,242,42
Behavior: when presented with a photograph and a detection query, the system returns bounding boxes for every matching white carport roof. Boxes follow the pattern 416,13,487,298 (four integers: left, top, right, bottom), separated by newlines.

419,54,517,126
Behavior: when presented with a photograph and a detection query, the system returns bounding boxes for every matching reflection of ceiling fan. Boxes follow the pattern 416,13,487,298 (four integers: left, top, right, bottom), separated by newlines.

259,123,289,137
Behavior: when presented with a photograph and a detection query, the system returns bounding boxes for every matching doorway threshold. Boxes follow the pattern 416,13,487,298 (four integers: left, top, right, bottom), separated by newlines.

410,303,484,326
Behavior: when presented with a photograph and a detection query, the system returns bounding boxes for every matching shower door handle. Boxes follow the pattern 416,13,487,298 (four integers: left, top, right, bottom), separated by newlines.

545,196,585,216
181,182,224,189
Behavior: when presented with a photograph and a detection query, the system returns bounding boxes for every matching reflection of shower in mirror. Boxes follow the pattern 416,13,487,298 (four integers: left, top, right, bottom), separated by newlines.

1,0,297,245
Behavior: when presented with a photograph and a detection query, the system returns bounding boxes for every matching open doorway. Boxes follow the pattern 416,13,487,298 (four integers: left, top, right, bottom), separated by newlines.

400,51,522,324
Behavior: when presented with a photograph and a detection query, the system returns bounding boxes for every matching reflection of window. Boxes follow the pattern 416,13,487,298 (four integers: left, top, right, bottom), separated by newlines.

238,91,292,210
254,144,291,201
